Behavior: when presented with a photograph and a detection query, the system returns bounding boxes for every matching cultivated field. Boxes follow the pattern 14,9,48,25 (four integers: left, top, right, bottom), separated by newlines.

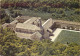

54,30,80,44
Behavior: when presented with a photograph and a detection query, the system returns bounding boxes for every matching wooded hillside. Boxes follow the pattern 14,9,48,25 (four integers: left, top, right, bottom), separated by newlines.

0,27,80,56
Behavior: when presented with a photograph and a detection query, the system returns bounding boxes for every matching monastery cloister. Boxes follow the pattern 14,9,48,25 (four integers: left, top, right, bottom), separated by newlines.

1,16,80,40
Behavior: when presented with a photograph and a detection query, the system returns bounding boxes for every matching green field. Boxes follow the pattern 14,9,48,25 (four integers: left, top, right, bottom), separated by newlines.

54,30,80,44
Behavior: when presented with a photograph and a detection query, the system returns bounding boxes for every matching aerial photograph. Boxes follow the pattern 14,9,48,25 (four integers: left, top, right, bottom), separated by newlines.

0,0,80,56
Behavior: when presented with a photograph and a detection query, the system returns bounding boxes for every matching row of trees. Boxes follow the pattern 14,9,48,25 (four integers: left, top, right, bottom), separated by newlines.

1,0,80,23
0,27,80,56
1,0,80,8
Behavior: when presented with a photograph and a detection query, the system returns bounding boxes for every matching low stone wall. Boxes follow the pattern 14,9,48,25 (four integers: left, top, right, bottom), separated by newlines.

54,22,80,31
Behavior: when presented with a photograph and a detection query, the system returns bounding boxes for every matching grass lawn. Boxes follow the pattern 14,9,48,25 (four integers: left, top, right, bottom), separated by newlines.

54,30,80,44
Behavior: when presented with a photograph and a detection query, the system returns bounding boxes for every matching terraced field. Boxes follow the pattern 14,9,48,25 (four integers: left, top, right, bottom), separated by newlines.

54,30,80,44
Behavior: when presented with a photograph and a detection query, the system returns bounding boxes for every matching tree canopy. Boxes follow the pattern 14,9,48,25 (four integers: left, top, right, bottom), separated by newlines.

0,27,80,56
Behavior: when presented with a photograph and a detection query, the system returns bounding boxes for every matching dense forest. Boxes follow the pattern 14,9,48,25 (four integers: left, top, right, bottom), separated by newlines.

0,27,80,56
1,0,80,8
0,0,80,24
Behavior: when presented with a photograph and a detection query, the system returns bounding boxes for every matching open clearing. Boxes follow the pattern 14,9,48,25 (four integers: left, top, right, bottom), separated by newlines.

54,29,80,44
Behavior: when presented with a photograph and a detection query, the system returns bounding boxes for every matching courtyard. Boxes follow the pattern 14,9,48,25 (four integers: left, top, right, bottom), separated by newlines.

50,28,80,44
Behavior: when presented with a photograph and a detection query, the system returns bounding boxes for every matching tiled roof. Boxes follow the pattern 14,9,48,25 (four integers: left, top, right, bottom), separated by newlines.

10,20,18,25
23,17,41,24
16,23,41,30
15,32,32,39
31,31,42,40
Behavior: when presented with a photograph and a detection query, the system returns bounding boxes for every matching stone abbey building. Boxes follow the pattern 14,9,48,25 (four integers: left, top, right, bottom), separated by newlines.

2,16,80,40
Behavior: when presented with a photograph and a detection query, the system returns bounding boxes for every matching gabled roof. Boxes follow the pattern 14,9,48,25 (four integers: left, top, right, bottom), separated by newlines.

34,31,42,38
31,31,42,40
16,23,41,30
10,20,18,25
23,17,41,24
15,32,32,39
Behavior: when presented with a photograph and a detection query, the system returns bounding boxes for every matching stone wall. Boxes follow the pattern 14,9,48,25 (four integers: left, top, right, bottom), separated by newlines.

42,18,53,39
16,28,37,34
54,22,80,31
30,32,42,40
43,30,50,39
42,18,53,30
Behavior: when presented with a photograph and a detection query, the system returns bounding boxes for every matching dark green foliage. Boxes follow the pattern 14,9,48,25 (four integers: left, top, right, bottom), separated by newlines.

0,0,80,24
0,28,80,56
